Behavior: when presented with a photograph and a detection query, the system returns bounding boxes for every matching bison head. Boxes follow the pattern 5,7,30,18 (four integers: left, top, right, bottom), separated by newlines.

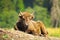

19,11,34,25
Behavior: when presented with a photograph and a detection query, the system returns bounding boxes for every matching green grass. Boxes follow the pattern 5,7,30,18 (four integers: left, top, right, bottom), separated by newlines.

47,28,60,37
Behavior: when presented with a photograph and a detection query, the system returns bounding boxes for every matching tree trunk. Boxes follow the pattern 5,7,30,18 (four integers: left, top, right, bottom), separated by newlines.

51,0,60,27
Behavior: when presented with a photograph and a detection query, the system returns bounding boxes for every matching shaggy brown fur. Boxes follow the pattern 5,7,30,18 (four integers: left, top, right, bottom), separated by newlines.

25,20,48,37
14,11,48,37
36,21,48,36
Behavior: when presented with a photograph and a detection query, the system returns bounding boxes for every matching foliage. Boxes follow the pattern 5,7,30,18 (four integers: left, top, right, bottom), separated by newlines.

25,7,34,13
16,0,25,12
0,10,18,28
34,6,51,27
0,0,18,28
0,0,16,11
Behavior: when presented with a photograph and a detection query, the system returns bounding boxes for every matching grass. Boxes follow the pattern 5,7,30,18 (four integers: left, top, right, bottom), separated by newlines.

47,28,60,37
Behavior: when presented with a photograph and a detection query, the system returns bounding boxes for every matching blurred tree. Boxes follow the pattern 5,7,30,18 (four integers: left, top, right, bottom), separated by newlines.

33,6,50,27
34,0,52,12
23,0,34,8
43,0,52,12
51,0,60,27
34,0,44,6
0,10,18,28
16,0,24,12
25,7,34,13
0,0,16,11
0,0,18,28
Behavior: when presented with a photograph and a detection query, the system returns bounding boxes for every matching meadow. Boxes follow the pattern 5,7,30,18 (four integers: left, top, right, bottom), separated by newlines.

47,28,60,37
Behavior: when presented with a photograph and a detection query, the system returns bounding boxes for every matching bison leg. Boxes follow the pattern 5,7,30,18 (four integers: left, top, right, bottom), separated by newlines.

37,21,48,37
14,25,19,30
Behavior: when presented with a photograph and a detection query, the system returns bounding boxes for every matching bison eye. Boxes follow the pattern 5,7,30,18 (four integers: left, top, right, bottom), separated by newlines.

19,16,25,20
19,16,23,18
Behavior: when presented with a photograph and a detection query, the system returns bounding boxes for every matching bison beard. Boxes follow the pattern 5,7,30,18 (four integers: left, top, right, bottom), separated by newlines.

14,16,28,32
14,22,28,32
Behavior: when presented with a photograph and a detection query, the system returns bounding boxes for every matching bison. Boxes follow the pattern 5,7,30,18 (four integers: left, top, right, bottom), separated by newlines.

14,11,48,37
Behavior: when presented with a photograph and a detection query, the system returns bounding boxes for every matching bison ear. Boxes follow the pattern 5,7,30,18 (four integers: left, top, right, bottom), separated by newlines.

30,12,35,20
30,15,34,20
31,11,34,16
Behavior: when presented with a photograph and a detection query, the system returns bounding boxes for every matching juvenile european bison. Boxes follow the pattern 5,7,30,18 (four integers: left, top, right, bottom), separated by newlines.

14,11,48,37
14,11,34,32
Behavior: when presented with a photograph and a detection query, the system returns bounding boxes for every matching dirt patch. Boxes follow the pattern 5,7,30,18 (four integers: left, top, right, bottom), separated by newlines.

0,28,60,40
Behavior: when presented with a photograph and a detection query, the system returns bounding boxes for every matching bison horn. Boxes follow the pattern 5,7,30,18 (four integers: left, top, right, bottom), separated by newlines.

30,11,35,19
18,11,22,16
20,11,23,15
31,11,35,15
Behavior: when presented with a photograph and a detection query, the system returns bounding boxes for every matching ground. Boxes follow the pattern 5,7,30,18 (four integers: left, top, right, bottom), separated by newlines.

0,28,60,40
